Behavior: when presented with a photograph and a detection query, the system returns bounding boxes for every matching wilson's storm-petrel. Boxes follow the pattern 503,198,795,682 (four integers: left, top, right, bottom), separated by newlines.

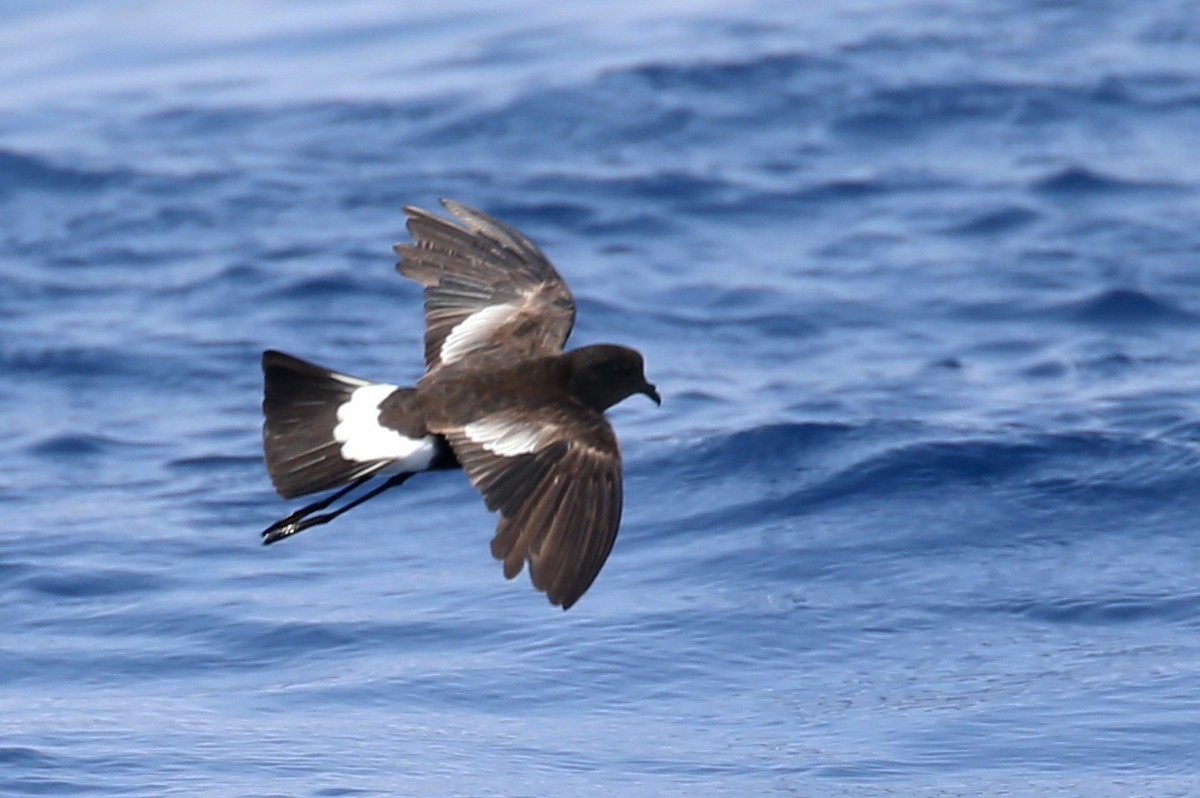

260,200,659,609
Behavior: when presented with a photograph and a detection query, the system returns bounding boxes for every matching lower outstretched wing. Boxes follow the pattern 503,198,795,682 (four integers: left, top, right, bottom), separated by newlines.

439,408,623,609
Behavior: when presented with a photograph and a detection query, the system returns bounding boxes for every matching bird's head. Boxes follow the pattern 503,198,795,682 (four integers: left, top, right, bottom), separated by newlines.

565,344,660,413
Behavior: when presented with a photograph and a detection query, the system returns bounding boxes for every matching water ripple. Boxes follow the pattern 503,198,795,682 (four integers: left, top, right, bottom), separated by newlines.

0,149,127,196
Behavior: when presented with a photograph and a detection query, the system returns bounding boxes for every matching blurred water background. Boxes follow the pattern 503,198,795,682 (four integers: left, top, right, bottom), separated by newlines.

3,1,1200,795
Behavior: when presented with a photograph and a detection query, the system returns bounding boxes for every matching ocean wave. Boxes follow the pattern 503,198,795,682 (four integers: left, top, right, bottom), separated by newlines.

0,346,154,379
947,287,1197,327
1031,165,1183,196
1057,287,1196,325
636,422,1195,536
941,205,1041,236
985,592,1200,626
0,149,127,196
23,432,160,460
16,567,166,600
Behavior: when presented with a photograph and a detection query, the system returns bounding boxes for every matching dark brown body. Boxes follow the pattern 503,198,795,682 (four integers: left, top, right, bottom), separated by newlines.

261,201,658,609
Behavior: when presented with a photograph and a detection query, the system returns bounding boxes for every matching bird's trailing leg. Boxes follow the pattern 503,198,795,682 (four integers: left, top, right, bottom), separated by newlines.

262,472,413,544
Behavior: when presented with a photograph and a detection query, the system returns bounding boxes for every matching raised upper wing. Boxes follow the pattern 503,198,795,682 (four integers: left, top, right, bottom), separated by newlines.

437,407,623,609
395,200,576,373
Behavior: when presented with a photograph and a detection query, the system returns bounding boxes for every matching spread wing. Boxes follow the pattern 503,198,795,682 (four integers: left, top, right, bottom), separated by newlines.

437,407,623,610
395,200,576,373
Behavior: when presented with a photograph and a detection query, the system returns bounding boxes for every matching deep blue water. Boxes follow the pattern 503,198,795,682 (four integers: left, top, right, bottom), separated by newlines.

4,2,1200,795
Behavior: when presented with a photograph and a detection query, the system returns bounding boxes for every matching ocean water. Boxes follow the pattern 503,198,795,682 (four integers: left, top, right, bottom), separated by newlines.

3,1,1200,795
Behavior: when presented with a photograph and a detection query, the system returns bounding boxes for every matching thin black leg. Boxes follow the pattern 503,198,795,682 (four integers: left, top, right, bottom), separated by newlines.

262,476,370,544
262,472,413,545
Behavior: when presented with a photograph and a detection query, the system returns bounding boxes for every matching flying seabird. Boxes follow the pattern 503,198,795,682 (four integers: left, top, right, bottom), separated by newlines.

260,200,660,609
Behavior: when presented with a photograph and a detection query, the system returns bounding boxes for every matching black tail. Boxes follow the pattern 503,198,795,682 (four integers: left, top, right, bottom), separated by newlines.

261,350,392,499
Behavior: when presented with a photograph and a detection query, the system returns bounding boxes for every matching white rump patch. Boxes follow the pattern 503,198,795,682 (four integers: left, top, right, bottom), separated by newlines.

464,415,554,457
440,302,518,364
334,384,437,469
